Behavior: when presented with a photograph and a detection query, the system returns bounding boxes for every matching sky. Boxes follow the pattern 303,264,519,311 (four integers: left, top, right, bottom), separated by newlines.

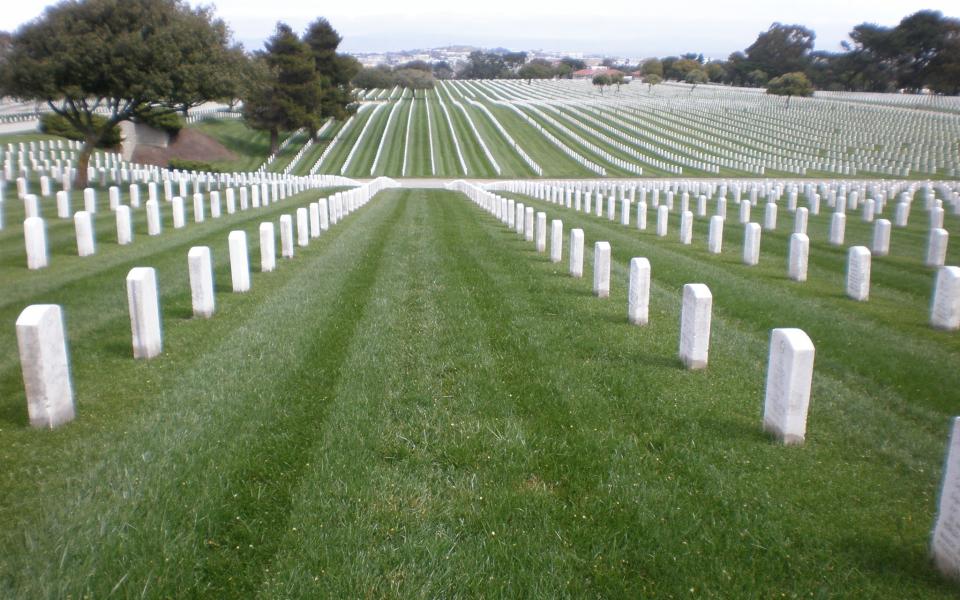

1,0,955,59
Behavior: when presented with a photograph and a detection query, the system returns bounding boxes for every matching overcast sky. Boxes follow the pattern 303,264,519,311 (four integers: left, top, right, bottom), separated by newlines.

1,0,955,59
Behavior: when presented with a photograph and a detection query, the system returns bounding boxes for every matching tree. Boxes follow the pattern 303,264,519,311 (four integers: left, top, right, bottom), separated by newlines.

609,71,626,92
592,73,611,93
432,61,455,80
744,23,815,79
685,69,708,89
352,66,395,89
243,23,322,154
0,0,237,188
303,18,357,122
705,62,727,82
668,58,702,80
458,51,508,79
560,57,587,77
644,74,663,92
502,51,528,72
766,71,814,106
394,68,434,97
641,58,663,77
518,59,555,82
846,10,960,93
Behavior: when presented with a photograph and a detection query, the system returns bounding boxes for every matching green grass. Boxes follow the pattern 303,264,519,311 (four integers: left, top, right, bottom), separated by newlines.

0,187,958,597
189,119,275,173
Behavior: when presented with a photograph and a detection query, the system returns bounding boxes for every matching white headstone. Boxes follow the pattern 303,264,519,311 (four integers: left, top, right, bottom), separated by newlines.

126,267,162,359
743,223,761,266
636,201,647,230
225,188,236,214
846,246,871,301
193,193,205,223
260,222,276,273
679,283,712,370
535,212,547,253
146,200,161,236
309,203,320,238
829,213,846,246
894,202,909,227
188,246,215,318
23,194,40,219
570,228,584,278
550,219,563,263
210,191,221,218
764,202,777,230
524,207,534,242
16,304,75,428
109,186,120,211
872,219,891,257
932,417,960,582
628,257,650,326
319,199,330,230
739,201,751,224
116,205,132,245
788,233,809,282
296,207,309,247
927,229,949,268
74,211,95,257
83,188,96,213
794,207,808,235
593,241,611,298
708,216,723,254
762,328,815,445
680,211,693,245
129,184,140,208
620,198,630,226
931,267,960,330
280,215,294,258
228,231,250,292
657,205,668,237
172,196,185,229
56,191,70,219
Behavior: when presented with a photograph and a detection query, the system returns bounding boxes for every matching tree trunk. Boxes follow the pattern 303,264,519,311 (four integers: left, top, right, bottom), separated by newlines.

270,127,280,155
74,138,95,189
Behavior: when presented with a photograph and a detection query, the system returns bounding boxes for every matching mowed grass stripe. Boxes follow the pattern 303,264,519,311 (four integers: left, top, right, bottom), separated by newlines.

258,190,954,596
0,192,405,597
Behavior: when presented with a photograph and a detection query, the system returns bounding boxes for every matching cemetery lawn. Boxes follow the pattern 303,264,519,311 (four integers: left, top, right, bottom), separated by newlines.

1,188,959,597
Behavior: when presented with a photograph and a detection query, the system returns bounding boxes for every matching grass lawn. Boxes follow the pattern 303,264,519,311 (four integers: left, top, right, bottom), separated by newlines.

0,186,957,597
189,119,275,173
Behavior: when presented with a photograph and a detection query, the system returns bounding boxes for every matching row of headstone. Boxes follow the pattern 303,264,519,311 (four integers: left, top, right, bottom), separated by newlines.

487,180,959,331
12,178,399,429
455,179,820,448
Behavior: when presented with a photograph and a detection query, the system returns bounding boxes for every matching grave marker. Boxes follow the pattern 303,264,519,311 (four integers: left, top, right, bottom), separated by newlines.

593,242,611,298
679,283,712,370
188,246,215,318
628,257,650,325
126,267,162,359
931,267,960,330
846,246,871,301
228,231,250,292
570,228,584,278
16,304,75,428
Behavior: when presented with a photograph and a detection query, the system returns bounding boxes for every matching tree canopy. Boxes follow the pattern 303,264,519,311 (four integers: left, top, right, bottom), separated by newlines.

766,71,814,105
243,23,322,153
0,0,238,186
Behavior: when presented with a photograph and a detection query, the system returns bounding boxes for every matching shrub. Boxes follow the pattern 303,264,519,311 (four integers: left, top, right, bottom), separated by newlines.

39,113,122,147
133,106,184,135
168,158,219,173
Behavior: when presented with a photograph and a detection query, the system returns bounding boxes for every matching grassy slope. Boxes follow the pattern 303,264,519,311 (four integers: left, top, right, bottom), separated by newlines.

405,98,432,177
0,188,957,597
427,93,463,178
189,120,273,173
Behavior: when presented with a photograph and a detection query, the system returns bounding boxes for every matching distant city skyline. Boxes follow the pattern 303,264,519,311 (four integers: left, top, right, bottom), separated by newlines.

1,0,955,60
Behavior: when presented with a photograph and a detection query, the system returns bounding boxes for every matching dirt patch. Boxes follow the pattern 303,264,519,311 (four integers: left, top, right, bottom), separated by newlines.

131,128,236,167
